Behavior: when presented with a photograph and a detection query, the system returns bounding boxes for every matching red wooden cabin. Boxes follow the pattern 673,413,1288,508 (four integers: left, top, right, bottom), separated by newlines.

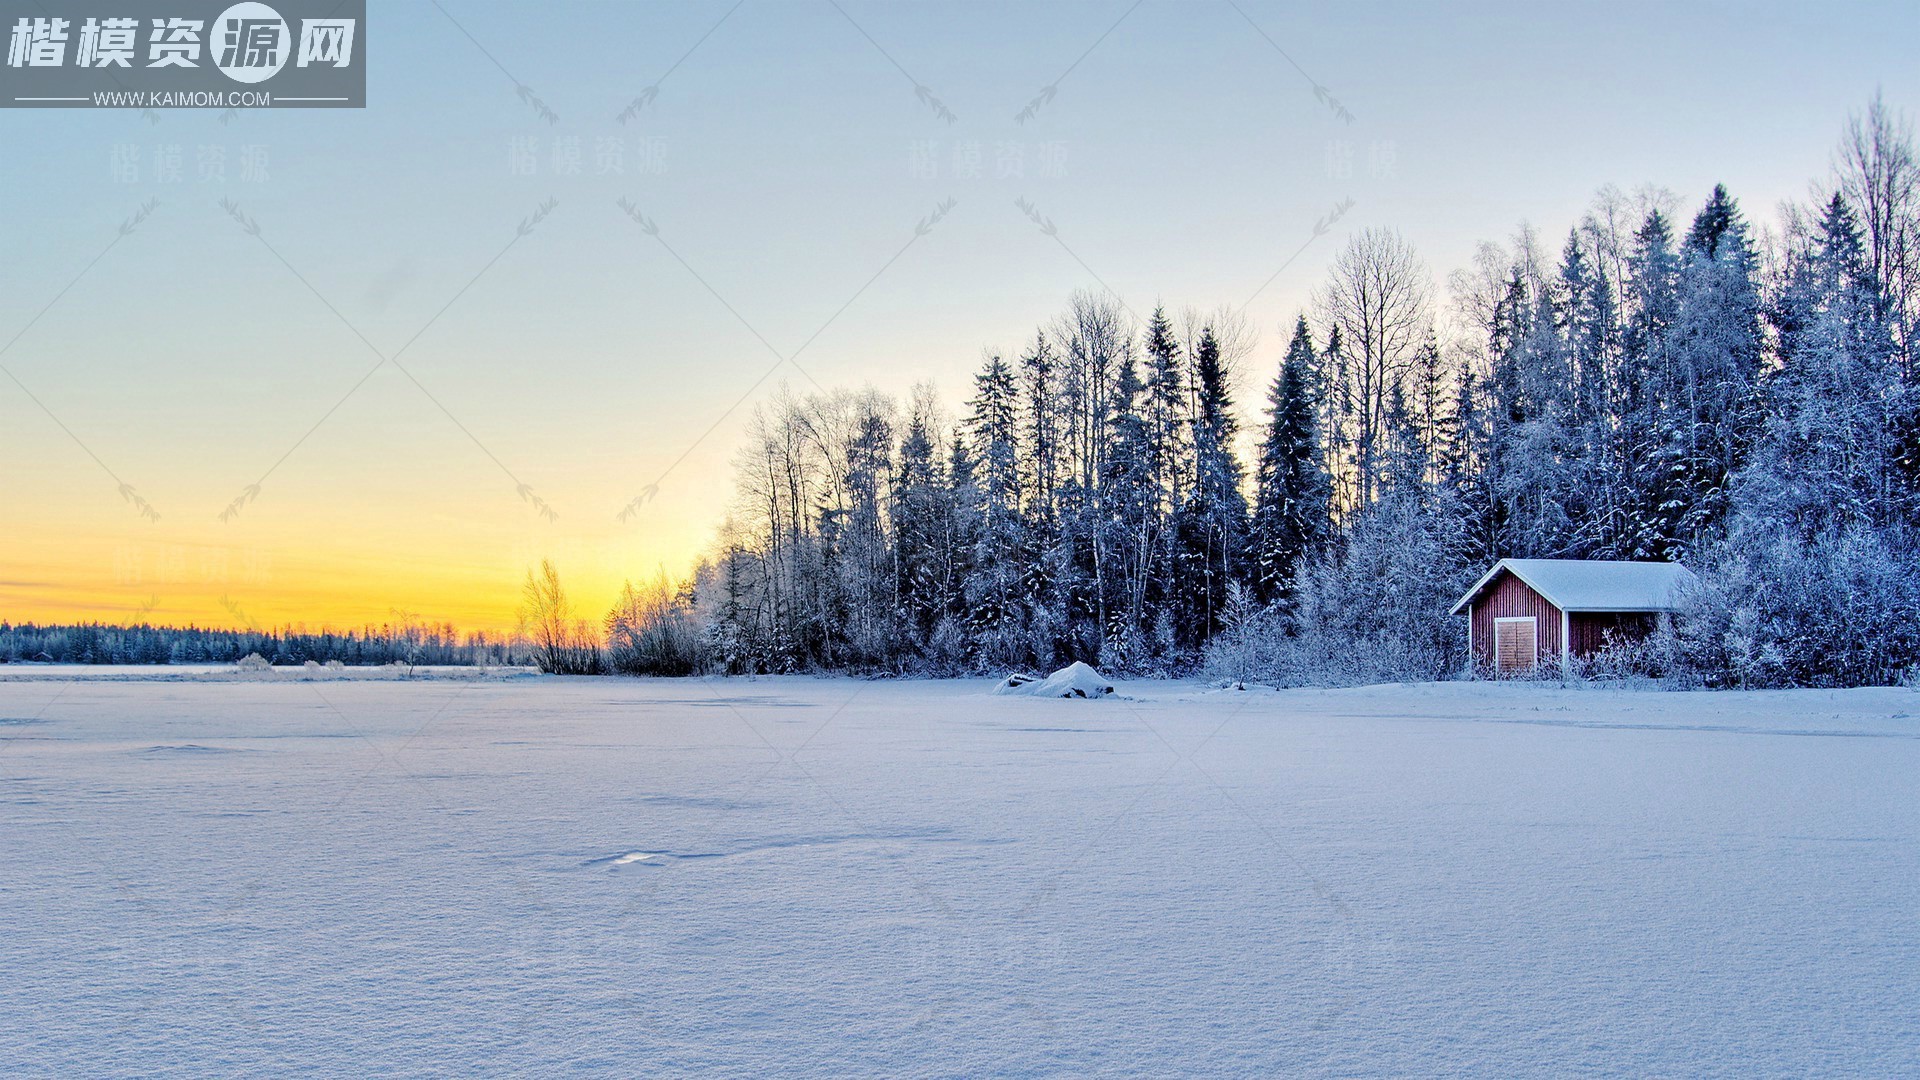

1450,559,1694,674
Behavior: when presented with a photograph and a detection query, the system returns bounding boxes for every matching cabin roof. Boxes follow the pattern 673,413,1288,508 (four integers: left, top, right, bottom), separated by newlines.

1450,559,1695,615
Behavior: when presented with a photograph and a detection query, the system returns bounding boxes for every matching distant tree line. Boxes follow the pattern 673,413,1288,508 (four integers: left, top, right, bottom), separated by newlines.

581,94,1920,689
0,620,530,667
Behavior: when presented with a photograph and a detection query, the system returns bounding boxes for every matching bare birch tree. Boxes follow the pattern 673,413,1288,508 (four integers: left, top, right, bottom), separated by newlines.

1835,89,1920,376
1315,227,1432,509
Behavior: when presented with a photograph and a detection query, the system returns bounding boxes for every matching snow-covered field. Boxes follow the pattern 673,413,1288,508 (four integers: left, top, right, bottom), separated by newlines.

2,674,1915,1076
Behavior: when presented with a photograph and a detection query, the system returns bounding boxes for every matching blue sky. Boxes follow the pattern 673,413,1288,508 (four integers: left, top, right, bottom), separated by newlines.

4,0,1917,629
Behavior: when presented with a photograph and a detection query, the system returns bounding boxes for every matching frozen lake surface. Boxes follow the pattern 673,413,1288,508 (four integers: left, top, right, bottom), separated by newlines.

3,675,1916,1075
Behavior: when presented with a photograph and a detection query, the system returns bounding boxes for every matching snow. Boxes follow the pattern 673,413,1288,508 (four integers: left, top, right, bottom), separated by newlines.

1452,558,1697,614
992,661,1116,698
2,675,1916,1075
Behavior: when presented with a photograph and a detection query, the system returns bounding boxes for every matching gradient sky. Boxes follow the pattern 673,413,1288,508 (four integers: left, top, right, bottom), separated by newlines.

4,0,1917,634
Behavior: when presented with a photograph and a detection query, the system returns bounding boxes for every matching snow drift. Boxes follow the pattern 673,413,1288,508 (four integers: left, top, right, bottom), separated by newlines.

992,661,1116,698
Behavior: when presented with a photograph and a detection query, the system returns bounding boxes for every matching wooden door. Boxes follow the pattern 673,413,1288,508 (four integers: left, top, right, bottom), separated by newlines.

1494,617,1537,673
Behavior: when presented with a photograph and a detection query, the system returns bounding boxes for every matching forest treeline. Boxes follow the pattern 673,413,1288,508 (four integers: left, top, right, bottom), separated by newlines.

0,621,529,667
555,94,1920,689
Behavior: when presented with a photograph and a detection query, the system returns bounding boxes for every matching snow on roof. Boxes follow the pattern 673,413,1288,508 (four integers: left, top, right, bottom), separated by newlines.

1450,559,1696,615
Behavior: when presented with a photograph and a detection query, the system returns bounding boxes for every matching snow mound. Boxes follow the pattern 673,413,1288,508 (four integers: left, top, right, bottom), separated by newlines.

993,661,1116,699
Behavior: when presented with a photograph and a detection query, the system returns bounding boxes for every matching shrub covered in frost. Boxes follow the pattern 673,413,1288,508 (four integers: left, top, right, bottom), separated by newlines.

1672,524,1920,688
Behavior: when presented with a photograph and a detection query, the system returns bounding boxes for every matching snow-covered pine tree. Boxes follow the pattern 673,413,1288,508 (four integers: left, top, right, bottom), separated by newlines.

963,354,1031,666
1174,326,1250,646
1619,209,1685,558
816,402,897,668
1250,315,1332,608
1495,259,1586,558
892,401,947,655
1743,193,1900,535
1318,323,1353,514
1018,330,1073,665
1443,352,1499,567
1562,229,1628,558
1099,347,1157,667
1020,331,1061,524
1667,184,1765,551
1141,305,1190,512
938,431,981,665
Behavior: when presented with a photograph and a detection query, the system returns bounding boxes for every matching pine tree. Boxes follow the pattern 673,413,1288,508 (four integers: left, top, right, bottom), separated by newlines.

942,432,980,647
831,407,896,666
893,408,946,651
1018,331,1073,664
1125,305,1190,654
1742,193,1900,535
1446,354,1499,566
1668,184,1764,550
1619,209,1685,557
1141,305,1190,515
1318,323,1351,513
963,355,1029,664
1685,183,1738,256
1020,331,1061,524
1176,326,1251,644
1100,349,1156,664
1482,267,1539,556
1251,316,1332,607
1562,228,1626,557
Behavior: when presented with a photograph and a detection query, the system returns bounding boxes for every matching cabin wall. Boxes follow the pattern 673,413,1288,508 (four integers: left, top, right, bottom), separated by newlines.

1568,612,1658,656
1470,572,1563,670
